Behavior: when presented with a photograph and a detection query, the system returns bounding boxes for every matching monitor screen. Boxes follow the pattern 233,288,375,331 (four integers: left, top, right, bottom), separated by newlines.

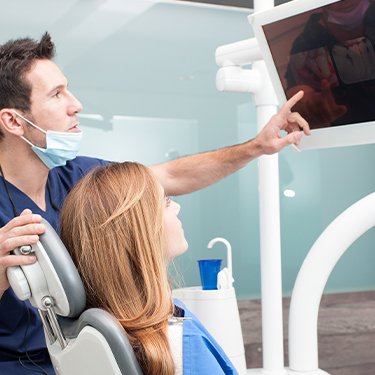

250,0,375,150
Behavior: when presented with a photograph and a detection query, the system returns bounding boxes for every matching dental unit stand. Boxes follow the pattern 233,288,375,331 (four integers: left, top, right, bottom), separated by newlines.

172,238,247,374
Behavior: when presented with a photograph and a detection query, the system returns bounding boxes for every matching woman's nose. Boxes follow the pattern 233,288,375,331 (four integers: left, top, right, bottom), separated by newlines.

172,200,181,215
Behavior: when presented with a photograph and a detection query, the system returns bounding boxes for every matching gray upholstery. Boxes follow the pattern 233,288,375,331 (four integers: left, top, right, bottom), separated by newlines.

39,218,86,317
60,309,143,375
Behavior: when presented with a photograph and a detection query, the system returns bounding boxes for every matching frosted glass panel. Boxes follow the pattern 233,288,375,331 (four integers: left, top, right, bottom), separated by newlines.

79,116,198,165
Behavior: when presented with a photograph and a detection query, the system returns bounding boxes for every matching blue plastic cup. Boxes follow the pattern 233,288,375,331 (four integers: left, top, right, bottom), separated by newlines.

198,259,222,290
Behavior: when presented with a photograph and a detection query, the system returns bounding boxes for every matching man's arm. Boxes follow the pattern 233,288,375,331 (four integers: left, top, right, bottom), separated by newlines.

151,91,310,196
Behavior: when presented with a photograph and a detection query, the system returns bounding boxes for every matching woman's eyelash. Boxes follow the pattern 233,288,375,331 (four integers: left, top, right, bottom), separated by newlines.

166,197,171,207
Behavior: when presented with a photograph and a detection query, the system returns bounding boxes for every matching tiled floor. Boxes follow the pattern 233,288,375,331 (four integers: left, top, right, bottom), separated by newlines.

238,291,375,375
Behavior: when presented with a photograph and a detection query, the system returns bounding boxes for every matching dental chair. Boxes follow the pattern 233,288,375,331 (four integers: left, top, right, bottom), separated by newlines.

7,218,144,375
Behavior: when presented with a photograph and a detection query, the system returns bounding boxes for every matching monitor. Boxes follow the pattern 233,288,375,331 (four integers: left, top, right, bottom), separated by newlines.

249,0,375,150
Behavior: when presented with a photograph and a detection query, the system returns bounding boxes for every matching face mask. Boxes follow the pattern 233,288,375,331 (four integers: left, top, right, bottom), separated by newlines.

326,0,370,31
12,110,83,169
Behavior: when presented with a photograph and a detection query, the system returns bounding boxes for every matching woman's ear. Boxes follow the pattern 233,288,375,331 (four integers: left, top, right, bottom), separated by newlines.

0,109,24,137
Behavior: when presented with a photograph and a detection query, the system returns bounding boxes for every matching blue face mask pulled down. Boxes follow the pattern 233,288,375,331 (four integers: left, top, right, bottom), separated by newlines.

12,110,83,170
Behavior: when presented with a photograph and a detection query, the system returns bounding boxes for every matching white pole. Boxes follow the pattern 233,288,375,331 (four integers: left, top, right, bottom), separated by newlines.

253,0,285,372
255,0,275,13
257,107,285,373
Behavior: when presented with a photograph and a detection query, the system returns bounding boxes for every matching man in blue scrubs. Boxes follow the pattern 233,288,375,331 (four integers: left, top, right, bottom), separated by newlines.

0,33,309,374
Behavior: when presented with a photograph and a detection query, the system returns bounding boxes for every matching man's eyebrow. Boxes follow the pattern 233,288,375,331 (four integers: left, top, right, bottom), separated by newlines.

46,82,68,96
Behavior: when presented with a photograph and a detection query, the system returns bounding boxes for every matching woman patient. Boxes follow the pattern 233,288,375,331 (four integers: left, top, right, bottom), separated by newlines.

59,162,238,375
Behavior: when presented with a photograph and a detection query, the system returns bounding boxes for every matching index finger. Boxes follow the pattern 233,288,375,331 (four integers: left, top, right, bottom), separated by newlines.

279,90,304,116
2,213,43,232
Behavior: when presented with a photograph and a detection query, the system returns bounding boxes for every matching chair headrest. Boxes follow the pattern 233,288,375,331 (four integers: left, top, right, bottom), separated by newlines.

38,218,86,317
8,219,86,318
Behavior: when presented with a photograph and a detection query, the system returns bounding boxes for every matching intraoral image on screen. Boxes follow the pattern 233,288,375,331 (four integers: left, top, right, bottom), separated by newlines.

262,0,375,130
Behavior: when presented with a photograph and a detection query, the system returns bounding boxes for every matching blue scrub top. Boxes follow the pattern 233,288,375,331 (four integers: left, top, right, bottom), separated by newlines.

0,156,108,375
174,299,239,375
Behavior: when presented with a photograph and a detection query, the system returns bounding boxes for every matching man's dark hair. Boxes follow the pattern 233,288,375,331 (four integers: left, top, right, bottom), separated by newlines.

0,32,55,140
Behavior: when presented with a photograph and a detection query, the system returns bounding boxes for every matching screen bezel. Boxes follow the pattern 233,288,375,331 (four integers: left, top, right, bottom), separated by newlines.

249,0,375,151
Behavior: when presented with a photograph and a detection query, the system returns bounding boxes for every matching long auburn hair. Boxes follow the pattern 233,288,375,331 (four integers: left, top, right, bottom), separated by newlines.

60,162,175,375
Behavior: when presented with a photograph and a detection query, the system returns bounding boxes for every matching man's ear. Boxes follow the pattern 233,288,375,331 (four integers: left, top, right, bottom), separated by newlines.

0,109,24,137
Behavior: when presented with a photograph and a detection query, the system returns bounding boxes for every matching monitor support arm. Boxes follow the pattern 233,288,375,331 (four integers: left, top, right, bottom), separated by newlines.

215,38,263,94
